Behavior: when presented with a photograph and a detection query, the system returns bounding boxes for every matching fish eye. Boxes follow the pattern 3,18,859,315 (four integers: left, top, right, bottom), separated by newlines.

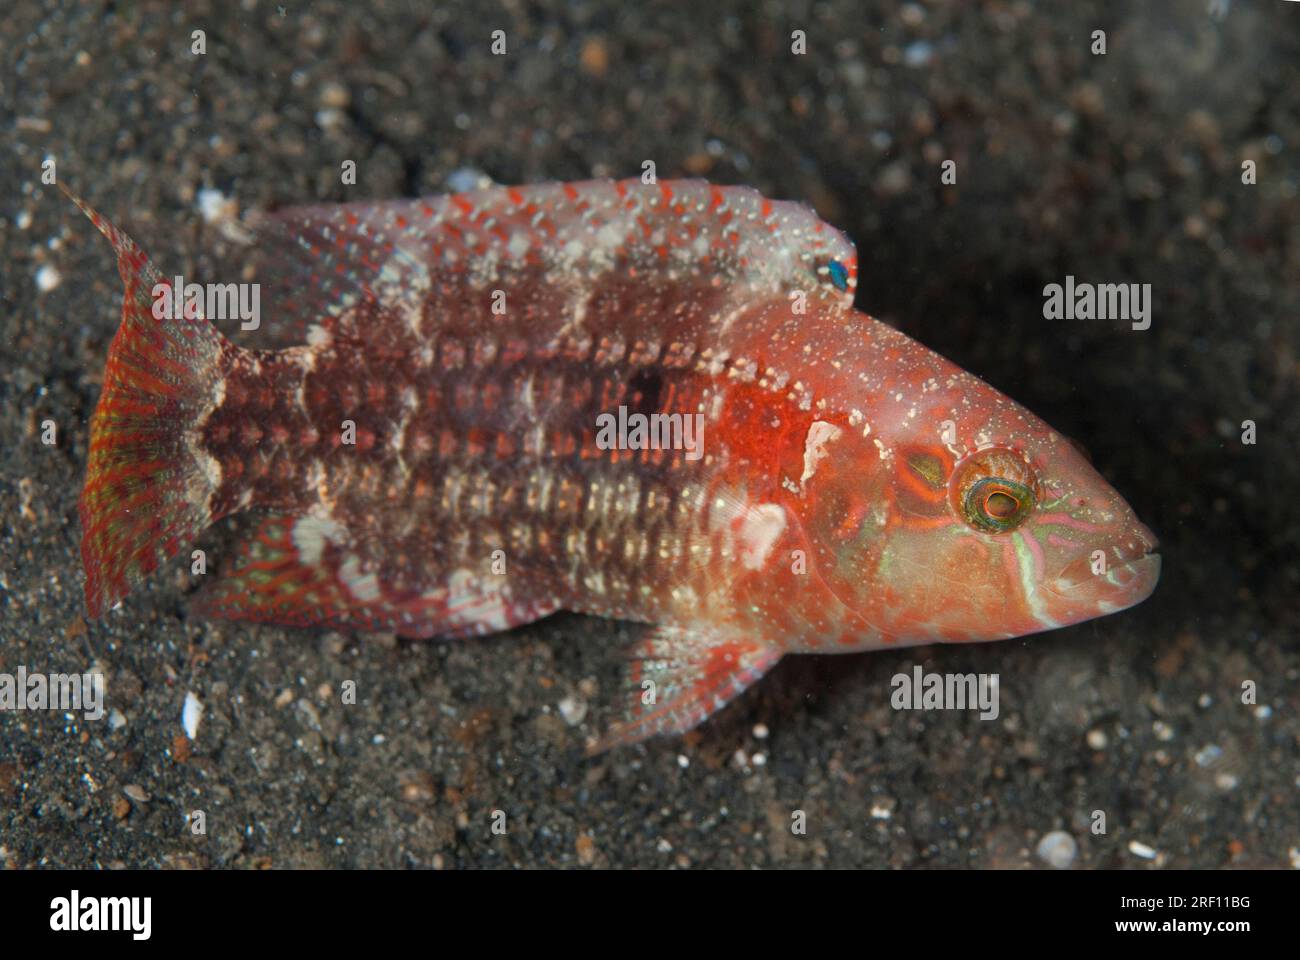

964,477,1034,532
984,489,1019,520
950,449,1038,534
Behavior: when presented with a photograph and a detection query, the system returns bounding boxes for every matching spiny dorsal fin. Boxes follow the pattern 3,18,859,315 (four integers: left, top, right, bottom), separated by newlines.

238,178,857,347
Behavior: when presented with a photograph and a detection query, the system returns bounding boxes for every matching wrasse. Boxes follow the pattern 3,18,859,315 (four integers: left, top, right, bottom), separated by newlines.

65,178,1159,752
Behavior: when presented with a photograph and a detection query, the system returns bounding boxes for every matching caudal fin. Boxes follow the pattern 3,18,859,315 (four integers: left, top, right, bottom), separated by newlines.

64,185,231,617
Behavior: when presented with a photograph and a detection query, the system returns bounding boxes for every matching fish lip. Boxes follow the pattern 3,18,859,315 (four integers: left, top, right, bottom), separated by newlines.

1115,549,1161,579
1117,542,1160,568
1046,545,1161,603
1117,550,1162,605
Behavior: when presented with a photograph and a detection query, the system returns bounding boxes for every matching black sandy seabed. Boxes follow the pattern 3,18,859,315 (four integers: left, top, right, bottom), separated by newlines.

1,0,1297,868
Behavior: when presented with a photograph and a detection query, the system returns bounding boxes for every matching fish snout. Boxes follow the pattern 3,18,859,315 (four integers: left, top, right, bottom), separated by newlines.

1048,522,1160,613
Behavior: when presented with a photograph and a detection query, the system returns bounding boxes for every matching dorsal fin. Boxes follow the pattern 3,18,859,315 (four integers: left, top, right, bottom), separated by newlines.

239,178,858,347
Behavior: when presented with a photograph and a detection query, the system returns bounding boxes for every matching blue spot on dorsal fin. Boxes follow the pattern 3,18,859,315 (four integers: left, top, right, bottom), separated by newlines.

826,259,849,292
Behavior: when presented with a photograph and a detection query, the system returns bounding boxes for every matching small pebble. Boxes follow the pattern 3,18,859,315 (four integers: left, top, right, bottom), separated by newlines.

579,38,609,78
875,162,912,196
575,833,597,866
1036,831,1078,869
122,784,150,803
1215,772,1239,791
319,81,350,108
752,723,769,740
1195,744,1223,767
315,108,345,132
182,691,203,740
903,41,934,68
399,770,436,803
35,265,61,292
1128,840,1158,860
296,698,320,728
196,188,236,225
1086,728,1108,750
557,695,587,727
446,167,492,193
107,709,127,731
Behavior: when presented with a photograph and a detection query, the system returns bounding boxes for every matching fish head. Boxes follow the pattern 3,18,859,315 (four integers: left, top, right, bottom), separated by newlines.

929,439,1160,636
795,391,1159,645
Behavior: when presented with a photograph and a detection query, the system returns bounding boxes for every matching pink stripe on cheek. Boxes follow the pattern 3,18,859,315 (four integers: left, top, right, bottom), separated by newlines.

1047,533,1079,549
1022,530,1046,582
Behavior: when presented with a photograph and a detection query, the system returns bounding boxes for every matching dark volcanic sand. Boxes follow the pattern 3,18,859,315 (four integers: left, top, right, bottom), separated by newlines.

1,0,1297,868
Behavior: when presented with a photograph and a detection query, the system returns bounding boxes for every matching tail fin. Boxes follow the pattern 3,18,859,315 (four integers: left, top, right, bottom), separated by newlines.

63,185,231,617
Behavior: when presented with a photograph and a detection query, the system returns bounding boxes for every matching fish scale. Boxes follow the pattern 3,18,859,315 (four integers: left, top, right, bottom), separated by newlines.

63,177,1158,751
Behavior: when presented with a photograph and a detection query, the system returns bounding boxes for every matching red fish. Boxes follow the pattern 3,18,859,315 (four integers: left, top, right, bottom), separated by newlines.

64,178,1159,751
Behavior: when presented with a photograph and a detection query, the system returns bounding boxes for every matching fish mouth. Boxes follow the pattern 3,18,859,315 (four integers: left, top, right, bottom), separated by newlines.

1106,549,1162,604
1047,532,1161,612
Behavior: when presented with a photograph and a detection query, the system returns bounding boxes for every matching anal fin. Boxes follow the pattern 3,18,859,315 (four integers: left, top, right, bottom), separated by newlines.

193,514,556,639
192,515,352,628
588,626,781,754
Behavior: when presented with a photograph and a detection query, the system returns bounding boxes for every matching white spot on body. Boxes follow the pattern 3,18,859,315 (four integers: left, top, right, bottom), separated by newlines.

519,373,537,418
507,232,530,258
709,392,725,421
306,323,332,348
799,420,843,488
737,503,788,571
447,568,512,632
291,513,349,566
339,553,383,603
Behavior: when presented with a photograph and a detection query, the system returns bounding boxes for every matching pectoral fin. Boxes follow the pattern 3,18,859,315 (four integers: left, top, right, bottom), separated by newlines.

588,626,781,754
